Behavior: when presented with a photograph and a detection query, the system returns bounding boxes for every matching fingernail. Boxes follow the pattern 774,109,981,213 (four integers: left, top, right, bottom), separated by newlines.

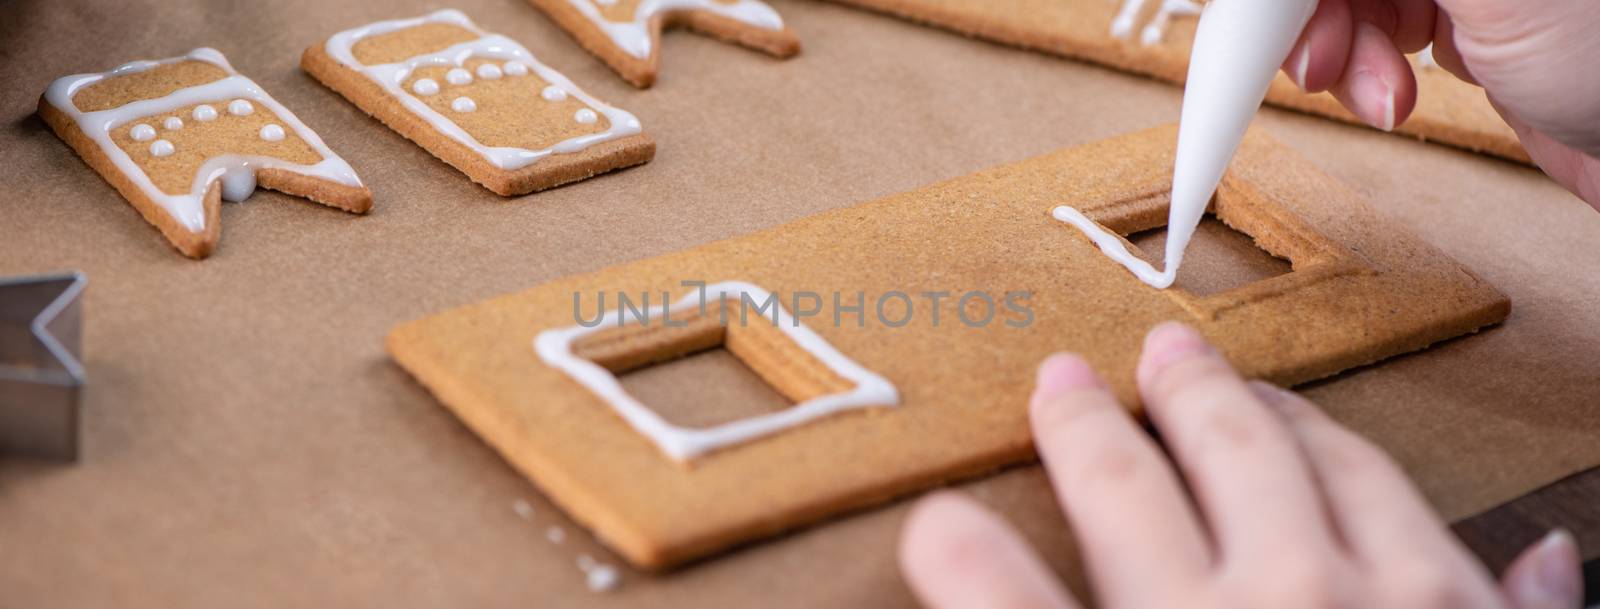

1512,529,1582,609
1140,322,1212,378
1349,68,1396,132
1032,353,1102,407
1247,380,1289,407
1293,44,1312,90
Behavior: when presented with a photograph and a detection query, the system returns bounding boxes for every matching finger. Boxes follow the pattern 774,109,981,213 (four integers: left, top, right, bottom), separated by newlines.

899,492,1081,609
1428,14,1479,85
1329,21,1418,131
1135,323,1337,564
1247,382,1461,562
1283,0,1353,91
1029,353,1210,602
1349,0,1436,52
1501,529,1584,609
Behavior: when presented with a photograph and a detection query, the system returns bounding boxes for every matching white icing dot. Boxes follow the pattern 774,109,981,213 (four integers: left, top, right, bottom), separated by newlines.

586,565,620,592
149,139,174,157
476,63,503,80
503,61,529,77
574,109,598,124
259,124,285,142
412,78,440,96
228,99,254,116
545,526,565,544
512,499,533,520
192,105,218,122
163,116,184,130
446,68,473,86
219,166,257,202
451,97,477,113
129,123,156,141
541,85,568,102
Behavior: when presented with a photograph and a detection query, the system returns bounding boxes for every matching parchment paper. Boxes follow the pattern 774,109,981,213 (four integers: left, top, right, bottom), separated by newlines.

2,0,1597,606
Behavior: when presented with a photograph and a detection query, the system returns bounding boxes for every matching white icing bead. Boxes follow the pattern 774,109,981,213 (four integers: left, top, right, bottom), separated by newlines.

192,104,218,122
586,565,620,592
149,139,175,157
411,78,440,96
228,99,254,116
451,97,477,113
503,61,528,77
541,85,568,102
476,63,503,80
446,68,473,85
260,124,285,142
130,123,156,141
163,116,184,130
574,108,598,124
219,166,257,202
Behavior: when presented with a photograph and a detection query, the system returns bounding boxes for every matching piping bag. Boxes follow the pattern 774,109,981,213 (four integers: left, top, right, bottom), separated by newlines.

1056,0,1318,288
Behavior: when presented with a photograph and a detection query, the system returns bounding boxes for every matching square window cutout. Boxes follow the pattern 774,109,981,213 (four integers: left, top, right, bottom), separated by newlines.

534,282,899,463
1126,215,1292,296
1057,177,1370,319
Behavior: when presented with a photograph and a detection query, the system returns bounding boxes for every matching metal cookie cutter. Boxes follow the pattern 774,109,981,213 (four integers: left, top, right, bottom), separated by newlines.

0,271,87,460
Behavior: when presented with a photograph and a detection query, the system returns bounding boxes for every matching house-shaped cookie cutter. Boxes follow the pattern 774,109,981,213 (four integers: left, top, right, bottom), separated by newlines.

0,271,87,460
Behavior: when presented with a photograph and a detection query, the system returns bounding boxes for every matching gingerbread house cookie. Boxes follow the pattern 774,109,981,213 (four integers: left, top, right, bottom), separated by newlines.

527,0,802,87
38,48,372,259
819,0,1527,163
302,10,656,196
387,126,1509,568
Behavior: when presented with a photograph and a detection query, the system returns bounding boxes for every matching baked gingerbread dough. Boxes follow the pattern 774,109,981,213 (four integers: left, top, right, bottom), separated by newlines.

387,126,1509,569
38,48,372,259
525,0,801,88
817,0,1528,163
302,10,656,196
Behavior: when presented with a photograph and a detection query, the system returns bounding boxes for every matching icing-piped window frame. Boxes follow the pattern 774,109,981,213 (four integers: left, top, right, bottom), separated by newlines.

1056,174,1372,320
534,281,900,462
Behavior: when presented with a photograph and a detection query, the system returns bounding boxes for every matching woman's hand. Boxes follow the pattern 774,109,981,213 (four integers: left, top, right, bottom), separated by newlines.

1282,0,1600,206
899,322,1584,609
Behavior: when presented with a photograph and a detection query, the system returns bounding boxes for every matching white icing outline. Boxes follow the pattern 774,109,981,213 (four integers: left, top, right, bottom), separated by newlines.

325,9,643,171
43,48,364,232
534,281,900,462
1052,206,1177,288
561,0,785,60
1111,0,1204,46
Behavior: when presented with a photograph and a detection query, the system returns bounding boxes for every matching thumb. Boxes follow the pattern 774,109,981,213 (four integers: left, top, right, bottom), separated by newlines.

1500,529,1584,609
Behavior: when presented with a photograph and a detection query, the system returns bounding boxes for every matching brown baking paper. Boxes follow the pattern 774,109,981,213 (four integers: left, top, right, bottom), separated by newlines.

2,0,1598,606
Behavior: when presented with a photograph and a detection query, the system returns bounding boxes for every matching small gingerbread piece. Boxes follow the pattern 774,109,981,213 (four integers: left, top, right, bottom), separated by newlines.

303,9,656,196
527,0,801,88
38,48,372,259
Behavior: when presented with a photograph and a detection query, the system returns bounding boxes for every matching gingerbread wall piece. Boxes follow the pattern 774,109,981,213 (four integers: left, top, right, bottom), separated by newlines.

302,10,656,196
526,0,801,87
386,126,1509,569
38,48,372,259
818,0,1528,163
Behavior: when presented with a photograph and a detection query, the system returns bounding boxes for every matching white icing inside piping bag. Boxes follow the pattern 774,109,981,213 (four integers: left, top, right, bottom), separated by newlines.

1060,0,1317,289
